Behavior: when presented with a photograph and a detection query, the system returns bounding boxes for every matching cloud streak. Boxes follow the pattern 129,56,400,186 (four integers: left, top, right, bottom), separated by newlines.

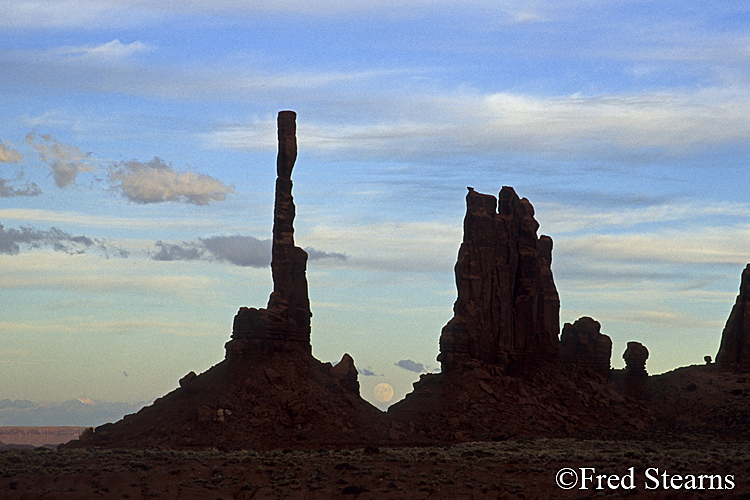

152,235,346,267
25,133,93,188
0,141,22,164
0,222,95,255
0,0,562,28
108,157,235,205
203,87,750,165
0,177,41,198
49,39,153,62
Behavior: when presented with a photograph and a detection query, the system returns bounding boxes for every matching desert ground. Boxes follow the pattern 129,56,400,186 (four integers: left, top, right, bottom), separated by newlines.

2,437,749,499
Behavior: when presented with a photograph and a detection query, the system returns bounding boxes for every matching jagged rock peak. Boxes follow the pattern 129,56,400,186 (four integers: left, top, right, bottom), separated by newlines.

716,263,750,372
438,186,560,374
226,111,312,359
560,316,612,378
623,341,649,399
330,353,360,393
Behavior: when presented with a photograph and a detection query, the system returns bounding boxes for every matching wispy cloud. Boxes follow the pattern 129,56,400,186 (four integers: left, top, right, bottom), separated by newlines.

0,222,95,255
394,359,426,373
0,251,219,296
49,39,153,62
25,133,93,188
0,0,560,28
0,141,21,164
537,199,750,234
205,87,750,163
200,235,270,267
557,226,750,267
0,177,41,198
303,221,460,273
152,235,346,267
152,236,269,267
610,309,723,330
108,157,235,205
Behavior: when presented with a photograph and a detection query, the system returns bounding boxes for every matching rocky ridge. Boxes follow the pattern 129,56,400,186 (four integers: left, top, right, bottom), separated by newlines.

62,110,750,450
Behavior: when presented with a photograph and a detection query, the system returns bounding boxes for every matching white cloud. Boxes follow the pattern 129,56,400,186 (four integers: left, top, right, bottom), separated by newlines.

108,157,234,205
50,39,153,62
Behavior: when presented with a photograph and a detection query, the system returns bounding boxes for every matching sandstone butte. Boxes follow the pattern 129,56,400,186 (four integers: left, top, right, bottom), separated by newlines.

63,111,750,450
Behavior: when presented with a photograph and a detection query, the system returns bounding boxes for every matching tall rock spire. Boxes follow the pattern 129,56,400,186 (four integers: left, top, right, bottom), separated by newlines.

438,186,560,373
716,264,750,372
226,111,312,359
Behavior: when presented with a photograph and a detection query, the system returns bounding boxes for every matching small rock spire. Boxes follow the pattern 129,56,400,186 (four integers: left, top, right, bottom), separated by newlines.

716,264,750,372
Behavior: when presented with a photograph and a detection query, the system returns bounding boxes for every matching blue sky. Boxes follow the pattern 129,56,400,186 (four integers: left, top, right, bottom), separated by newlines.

1,0,750,413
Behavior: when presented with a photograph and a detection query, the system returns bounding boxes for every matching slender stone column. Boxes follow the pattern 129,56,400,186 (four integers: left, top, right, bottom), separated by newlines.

268,111,311,344
227,111,311,358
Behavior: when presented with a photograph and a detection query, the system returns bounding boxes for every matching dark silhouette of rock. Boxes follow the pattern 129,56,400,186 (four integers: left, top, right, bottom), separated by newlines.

560,316,612,378
438,186,560,373
179,371,197,388
623,341,649,399
58,112,750,450
330,353,360,393
61,111,390,450
390,188,654,441
226,111,312,360
716,264,750,372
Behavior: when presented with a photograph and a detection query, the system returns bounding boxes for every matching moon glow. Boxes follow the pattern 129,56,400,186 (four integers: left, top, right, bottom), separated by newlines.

373,383,395,403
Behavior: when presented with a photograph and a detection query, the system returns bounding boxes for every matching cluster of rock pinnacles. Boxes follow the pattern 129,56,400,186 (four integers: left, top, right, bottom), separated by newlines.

65,111,750,449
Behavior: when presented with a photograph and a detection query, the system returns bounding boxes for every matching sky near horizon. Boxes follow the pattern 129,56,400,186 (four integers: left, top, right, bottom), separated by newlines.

2,0,750,414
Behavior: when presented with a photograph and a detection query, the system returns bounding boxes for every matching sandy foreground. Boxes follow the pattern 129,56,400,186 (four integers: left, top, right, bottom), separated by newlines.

2,437,749,499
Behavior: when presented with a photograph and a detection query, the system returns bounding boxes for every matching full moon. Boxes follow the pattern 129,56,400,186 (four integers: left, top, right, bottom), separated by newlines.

373,383,394,403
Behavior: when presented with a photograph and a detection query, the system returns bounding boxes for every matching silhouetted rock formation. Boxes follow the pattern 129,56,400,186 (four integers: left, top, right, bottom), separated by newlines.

60,112,750,450
438,186,560,373
330,353,360,393
390,188,655,441
623,341,649,399
560,316,612,378
716,264,750,372
61,111,391,450
226,111,312,359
